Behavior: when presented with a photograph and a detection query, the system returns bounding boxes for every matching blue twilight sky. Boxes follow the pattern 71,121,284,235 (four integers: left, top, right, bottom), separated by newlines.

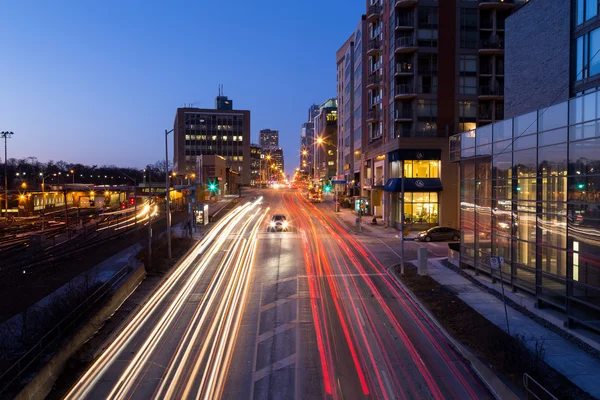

0,1,365,177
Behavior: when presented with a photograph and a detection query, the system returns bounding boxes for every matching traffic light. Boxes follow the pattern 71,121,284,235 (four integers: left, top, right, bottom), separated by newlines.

121,201,127,209
324,185,332,193
129,197,135,206
208,180,218,193
577,183,586,190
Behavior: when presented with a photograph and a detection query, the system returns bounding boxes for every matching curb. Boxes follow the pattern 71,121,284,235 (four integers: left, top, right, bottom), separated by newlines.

386,264,521,400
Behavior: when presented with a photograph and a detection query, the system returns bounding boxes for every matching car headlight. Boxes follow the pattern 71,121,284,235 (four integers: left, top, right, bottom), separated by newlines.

282,221,288,228
270,221,276,227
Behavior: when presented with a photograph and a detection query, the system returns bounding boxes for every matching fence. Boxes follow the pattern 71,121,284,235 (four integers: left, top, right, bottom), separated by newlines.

0,264,131,396
523,373,557,400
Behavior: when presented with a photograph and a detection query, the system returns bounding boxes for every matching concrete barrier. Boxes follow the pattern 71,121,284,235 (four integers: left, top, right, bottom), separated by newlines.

15,262,146,400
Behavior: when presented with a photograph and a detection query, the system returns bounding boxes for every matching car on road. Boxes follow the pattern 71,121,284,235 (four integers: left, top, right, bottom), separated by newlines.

416,226,460,242
268,214,289,232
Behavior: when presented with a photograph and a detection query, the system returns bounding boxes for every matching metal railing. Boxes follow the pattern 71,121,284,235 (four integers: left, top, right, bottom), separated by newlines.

394,108,413,119
523,373,558,400
367,4,381,17
367,108,380,121
480,38,505,49
367,73,380,86
395,63,413,74
395,16,414,27
367,38,381,52
395,84,415,96
480,85,504,96
396,36,415,48
0,264,132,396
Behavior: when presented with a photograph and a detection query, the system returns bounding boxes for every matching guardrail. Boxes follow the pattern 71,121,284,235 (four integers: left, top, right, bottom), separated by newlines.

523,373,557,400
0,264,132,396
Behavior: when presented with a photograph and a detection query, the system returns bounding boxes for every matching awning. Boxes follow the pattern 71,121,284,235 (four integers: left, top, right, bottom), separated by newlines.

384,178,443,192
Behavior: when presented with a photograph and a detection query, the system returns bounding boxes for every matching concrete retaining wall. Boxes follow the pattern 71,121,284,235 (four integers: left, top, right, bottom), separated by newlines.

15,262,146,400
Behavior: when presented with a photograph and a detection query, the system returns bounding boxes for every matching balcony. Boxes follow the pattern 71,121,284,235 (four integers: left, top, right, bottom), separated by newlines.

479,107,492,121
395,16,414,29
394,0,418,8
479,38,504,54
395,62,414,75
480,19,493,30
479,0,515,9
395,84,417,99
395,36,417,53
366,73,381,89
479,85,504,98
480,64,493,75
367,108,380,122
367,4,381,21
394,108,413,121
367,38,381,56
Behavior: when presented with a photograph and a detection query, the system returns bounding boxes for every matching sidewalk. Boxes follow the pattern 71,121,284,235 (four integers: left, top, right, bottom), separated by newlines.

422,257,600,399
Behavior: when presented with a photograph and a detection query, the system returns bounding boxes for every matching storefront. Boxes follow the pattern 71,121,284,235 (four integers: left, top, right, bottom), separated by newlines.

384,149,443,230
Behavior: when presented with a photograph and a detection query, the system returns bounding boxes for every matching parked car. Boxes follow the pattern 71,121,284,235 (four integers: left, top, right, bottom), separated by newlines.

416,226,460,242
268,214,288,232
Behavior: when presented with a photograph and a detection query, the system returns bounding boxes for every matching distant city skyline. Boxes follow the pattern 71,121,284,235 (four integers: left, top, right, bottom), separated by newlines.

0,1,364,176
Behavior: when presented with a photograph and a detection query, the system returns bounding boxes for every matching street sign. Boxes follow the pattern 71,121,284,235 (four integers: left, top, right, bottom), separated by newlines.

331,180,347,185
490,257,499,269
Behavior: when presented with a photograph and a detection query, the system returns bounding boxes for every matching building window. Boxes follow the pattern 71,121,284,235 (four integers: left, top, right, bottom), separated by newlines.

460,8,478,49
403,160,440,178
460,77,477,95
577,0,598,25
399,192,439,224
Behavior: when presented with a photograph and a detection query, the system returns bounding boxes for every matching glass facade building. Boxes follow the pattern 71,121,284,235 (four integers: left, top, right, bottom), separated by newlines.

451,91,600,332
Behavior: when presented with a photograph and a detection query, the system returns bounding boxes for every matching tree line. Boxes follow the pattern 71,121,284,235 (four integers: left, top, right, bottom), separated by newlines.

1,157,172,190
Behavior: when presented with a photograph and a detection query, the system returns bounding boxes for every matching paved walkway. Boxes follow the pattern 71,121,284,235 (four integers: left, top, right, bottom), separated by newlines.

424,257,600,399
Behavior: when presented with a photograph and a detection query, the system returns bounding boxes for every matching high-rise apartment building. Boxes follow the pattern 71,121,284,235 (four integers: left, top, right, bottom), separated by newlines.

335,0,525,229
259,129,279,148
314,99,338,181
173,95,251,185
300,104,320,176
250,143,262,186
336,16,367,197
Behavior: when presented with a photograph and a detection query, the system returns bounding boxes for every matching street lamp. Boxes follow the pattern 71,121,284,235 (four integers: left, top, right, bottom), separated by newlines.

39,172,53,231
1,131,14,217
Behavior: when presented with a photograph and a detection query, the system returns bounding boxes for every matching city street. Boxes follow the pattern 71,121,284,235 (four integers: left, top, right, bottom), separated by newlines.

64,189,491,400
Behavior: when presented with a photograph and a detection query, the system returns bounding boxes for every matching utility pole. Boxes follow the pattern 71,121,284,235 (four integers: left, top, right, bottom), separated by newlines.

147,167,152,269
2,131,14,218
165,129,172,259
400,166,405,275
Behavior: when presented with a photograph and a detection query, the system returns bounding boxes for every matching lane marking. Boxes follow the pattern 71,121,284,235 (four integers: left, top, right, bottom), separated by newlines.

256,320,298,342
260,294,298,312
253,353,297,382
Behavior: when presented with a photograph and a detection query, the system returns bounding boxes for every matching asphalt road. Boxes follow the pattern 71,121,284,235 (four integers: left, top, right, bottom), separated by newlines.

63,189,491,400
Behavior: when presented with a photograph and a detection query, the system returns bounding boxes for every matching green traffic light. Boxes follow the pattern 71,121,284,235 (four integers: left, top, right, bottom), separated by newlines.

577,183,585,190
324,185,332,193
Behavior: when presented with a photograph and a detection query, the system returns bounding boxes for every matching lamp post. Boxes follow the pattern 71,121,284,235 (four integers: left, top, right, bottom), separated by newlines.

39,172,53,231
165,129,173,259
2,131,14,217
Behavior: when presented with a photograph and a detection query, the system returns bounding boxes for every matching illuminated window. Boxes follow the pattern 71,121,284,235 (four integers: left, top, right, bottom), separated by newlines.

185,135,190,140
223,136,228,140
212,135,217,140
399,192,439,224
403,160,440,178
